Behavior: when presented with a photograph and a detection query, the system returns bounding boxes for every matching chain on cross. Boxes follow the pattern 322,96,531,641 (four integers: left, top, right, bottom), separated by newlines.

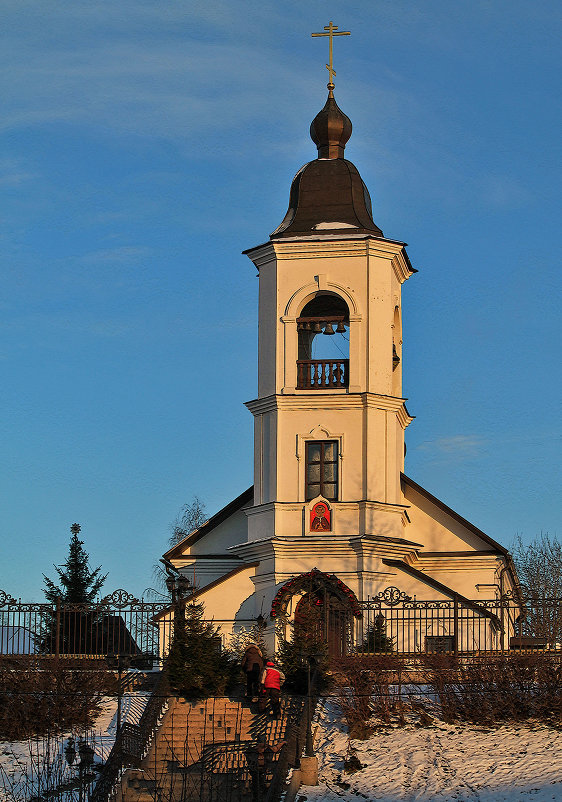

311,21,351,89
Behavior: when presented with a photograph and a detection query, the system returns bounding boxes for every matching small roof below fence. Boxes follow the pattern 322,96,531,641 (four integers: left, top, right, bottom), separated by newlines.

0,626,37,655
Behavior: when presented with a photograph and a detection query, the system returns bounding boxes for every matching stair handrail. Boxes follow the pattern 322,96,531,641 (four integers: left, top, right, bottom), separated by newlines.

264,693,310,802
90,666,170,802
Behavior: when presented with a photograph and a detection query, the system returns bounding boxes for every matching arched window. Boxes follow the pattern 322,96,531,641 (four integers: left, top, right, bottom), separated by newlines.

297,294,349,389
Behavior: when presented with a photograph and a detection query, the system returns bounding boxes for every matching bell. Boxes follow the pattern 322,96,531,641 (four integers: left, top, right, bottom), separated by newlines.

323,321,335,335
336,321,346,333
392,344,400,369
312,322,322,333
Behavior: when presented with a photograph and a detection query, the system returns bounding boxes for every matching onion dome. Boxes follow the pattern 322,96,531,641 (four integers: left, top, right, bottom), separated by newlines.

310,89,352,159
271,91,383,239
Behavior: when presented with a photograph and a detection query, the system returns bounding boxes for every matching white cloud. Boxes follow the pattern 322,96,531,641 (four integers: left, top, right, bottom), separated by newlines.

78,246,153,265
417,434,487,459
0,158,37,186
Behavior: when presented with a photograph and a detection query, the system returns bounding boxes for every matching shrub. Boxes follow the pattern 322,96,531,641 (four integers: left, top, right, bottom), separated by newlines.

422,653,562,725
227,623,268,663
332,655,406,733
0,658,116,739
360,616,394,654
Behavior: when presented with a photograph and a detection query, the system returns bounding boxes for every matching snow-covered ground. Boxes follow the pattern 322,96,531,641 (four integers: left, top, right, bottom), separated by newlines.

0,692,151,800
299,699,562,802
3,690,562,801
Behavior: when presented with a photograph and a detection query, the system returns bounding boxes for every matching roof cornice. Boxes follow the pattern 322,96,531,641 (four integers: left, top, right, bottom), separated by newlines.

246,393,414,428
243,236,416,280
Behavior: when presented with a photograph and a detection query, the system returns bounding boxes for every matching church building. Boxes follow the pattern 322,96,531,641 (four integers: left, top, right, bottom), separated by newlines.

162,65,518,655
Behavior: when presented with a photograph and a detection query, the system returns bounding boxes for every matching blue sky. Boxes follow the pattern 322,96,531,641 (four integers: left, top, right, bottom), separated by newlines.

1,1,560,600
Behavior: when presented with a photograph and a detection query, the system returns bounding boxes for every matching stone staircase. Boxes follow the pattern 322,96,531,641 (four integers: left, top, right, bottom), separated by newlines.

115,694,304,802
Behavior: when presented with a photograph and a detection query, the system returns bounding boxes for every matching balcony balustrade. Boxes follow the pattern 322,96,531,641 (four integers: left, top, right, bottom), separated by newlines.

297,359,349,389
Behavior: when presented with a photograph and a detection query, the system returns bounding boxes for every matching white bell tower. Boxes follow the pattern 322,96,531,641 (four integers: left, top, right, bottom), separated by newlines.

243,86,416,547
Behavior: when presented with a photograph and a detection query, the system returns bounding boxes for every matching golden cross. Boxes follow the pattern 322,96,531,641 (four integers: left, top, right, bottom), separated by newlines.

311,21,351,89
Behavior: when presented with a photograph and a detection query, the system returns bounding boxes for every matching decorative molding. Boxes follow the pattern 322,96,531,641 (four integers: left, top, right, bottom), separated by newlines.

246,392,413,417
242,241,276,268
283,279,360,317
100,589,139,607
0,590,17,606
373,586,412,606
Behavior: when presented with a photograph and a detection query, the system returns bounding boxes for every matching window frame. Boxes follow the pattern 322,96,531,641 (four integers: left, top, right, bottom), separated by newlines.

305,440,339,502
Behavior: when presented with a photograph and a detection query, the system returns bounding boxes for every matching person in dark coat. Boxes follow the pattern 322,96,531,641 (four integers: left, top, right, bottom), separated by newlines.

259,660,285,718
241,643,264,700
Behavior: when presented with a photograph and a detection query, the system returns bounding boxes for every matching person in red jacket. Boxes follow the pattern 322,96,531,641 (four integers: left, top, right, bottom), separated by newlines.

259,660,285,718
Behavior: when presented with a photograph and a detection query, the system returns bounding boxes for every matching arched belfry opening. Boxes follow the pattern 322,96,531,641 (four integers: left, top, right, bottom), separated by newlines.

297,293,349,389
270,569,362,657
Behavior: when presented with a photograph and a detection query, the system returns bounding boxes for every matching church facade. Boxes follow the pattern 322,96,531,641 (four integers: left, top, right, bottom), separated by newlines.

162,85,518,656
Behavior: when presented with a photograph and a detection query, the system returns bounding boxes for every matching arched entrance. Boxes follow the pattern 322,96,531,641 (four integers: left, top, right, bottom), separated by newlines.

270,569,362,657
294,590,353,657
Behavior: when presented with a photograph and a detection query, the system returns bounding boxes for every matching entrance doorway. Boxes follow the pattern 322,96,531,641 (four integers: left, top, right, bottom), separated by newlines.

294,590,353,657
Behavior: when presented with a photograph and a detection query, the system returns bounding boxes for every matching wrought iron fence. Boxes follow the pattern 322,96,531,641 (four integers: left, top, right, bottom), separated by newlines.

354,588,562,655
2,586,562,662
0,589,170,661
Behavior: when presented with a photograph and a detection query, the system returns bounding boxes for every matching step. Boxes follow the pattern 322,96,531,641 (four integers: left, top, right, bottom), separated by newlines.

133,693,302,801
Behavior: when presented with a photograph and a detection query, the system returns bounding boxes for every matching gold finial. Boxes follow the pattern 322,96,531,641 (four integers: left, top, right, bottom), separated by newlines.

311,21,350,92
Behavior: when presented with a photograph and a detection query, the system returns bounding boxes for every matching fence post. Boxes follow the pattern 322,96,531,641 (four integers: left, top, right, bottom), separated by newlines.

500,601,505,652
453,596,459,656
55,597,61,659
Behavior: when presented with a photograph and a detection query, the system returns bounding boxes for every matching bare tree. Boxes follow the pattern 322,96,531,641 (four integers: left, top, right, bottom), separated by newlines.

169,496,207,546
511,533,562,645
148,497,207,596
511,533,562,598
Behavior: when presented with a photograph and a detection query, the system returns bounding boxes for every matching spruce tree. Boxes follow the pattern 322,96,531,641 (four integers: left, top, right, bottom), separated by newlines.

276,606,330,694
167,597,236,701
41,524,108,655
361,616,394,653
43,523,107,604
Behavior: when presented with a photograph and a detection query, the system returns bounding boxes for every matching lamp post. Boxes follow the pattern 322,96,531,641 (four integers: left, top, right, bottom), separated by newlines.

297,650,321,787
165,571,192,605
64,736,95,802
165,570,192,646
106,651,154,734
298,648,321,757
106,653,131,735
305,654,315,757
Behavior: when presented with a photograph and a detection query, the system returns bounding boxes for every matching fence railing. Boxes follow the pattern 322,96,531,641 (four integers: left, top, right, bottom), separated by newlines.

2,587,562,660
0,589,169,661
354,590,562,655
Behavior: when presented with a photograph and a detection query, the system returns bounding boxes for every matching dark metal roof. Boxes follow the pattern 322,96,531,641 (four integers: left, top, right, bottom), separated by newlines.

153,561,259,622
270,89,383,240
309,90,352,159
271,158,383,239
401,473,522,602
